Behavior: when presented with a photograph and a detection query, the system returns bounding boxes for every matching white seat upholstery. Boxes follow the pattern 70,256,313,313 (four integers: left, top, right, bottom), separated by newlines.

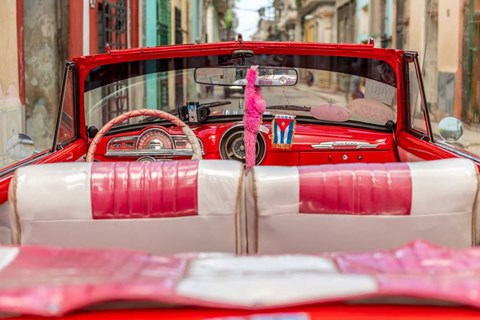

247,159,479,254
4,158,478,255
5,160,245,254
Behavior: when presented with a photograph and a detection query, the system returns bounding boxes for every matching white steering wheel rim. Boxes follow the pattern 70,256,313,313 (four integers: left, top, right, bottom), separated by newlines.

86,109,202,162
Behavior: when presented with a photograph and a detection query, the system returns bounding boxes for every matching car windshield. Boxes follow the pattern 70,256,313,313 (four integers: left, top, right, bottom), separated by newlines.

84,54,397,129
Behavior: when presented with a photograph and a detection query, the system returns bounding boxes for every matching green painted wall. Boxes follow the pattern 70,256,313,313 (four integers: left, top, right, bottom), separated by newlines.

145,0,171,110
145,0,158,109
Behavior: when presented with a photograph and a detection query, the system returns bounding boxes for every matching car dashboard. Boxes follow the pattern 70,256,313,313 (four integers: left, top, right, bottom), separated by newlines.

104,127,202,162
91,120,398,165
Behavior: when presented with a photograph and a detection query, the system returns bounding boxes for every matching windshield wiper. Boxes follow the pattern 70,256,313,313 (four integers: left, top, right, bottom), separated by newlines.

199,100,232,109
266,104,310,112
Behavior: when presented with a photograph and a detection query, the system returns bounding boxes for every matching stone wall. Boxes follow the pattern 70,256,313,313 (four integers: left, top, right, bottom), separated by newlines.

23,0,62,150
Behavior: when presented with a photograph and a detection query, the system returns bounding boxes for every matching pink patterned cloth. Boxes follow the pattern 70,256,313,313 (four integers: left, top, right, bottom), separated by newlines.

2,241,480,316
333,241,480,303
243,66,266,170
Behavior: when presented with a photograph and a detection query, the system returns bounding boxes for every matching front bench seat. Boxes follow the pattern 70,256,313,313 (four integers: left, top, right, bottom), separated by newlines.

6,160,245,254
247,159,479,254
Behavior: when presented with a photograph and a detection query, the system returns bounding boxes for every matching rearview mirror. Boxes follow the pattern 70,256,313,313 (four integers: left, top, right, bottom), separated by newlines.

439,117,464,142
194,67,298,87
6,133,36,160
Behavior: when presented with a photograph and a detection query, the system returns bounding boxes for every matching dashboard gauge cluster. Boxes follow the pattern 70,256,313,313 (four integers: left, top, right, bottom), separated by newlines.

105,127,202,160
173,136,198,151
107,137,136,151
136,129,173,150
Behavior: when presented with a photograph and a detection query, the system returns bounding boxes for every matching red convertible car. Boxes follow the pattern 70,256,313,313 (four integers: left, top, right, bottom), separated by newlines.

0,39,480,318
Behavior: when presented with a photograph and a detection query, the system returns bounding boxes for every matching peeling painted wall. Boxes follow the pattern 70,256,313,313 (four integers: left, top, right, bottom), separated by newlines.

24,0,62,150
408,0,427,65
438,0,460,73
0,0,23,167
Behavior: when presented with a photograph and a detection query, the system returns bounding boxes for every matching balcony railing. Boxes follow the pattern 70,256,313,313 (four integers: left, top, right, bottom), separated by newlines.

278,10,297,29
212,0,229,15
298,0,335,16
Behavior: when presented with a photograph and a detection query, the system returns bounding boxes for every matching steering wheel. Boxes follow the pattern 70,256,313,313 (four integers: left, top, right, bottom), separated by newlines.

86,109,202,162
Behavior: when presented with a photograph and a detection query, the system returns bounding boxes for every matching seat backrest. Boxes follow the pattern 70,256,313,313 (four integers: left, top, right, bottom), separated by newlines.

247,159,479,254
6,160,244,254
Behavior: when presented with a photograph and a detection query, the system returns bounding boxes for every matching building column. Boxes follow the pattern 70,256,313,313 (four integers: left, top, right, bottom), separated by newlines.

145,0,158,109
0,0,24,166
83,0,90,55
130,0,139,48
295,17,302,41
454,0,467,118
437,0,461,116
69,0,84,57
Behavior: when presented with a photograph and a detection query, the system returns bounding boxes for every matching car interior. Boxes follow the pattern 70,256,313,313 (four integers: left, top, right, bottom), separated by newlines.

3,157,477,254
1,47,478,257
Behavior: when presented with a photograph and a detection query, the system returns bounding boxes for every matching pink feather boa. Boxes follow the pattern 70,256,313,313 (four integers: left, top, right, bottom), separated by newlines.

243,66,266,169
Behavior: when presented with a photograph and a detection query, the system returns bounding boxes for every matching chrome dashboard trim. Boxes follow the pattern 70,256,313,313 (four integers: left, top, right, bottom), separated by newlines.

311,141,380,149
105,149,203,157
106,135,139,150
107,135,139,142
106,127,204,157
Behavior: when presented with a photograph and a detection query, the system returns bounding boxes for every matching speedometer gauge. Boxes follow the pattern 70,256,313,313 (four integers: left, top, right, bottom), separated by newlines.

136,129,173,150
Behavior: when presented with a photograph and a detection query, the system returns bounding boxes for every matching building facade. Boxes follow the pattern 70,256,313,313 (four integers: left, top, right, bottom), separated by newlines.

0,0,234,166
273,0,299,41
300,1,335,43
267,0,479,126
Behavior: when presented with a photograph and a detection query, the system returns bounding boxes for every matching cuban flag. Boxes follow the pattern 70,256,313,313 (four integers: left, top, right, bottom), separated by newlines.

272,114,296,149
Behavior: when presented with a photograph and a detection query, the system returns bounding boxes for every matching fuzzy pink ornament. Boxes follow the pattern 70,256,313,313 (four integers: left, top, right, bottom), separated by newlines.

243,66,266,169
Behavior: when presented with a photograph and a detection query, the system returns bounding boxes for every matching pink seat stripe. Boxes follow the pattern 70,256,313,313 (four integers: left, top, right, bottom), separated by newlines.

91,161,198,219
298,163,412,215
